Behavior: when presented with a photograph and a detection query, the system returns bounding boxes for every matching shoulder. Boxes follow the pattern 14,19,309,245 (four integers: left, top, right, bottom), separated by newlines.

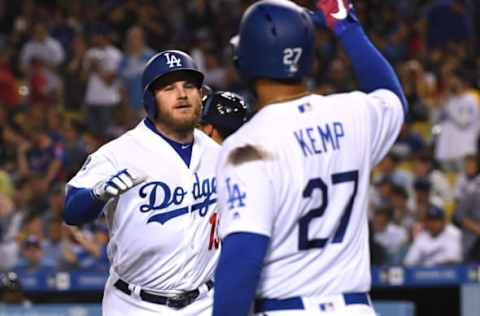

445,224,461,238
95,124,142,155
221,130,272,169
413,231,429,244
194,129,221,151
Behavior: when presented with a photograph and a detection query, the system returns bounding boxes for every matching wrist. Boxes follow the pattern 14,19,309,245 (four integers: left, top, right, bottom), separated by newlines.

91,182,107,201
332,13,361,37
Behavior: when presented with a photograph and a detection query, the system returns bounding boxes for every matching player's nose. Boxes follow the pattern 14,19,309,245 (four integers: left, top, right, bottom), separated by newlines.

174,84,188,98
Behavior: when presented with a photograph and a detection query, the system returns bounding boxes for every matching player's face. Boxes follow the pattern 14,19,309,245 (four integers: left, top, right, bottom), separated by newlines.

152,74,202,132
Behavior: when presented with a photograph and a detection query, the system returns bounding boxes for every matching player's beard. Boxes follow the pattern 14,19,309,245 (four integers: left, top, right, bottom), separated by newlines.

156,99,202,133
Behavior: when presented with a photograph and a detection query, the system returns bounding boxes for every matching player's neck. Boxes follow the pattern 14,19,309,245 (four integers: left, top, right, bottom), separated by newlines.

153,121,194,144
255,79,309,110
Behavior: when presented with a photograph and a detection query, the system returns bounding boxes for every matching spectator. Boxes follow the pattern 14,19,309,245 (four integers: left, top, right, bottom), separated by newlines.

0,49,20,109
62,120,88,180
16,130,65,193
19,21,65,74
42,217,69,270
390,121,426,159
27,57,62,105
61,226,108,270
413,177,433,218
14,235,55,273
369,222,388,266
434,69,480,172
203,50,229,90
453,176,480,262
412,151,452,205
83,24,123,138
404,205,462,266
391,185,416,237
0,193,22,271
370,176,395,211
43,184,65,221
373,153,414,191
372,208,409,265
426,0,472,50
118,26,154,113
453,154,479,201
64,34,88,111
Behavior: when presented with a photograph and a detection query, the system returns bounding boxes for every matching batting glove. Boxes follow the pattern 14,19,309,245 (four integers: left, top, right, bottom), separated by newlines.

315,0,358,34
92,169,146,201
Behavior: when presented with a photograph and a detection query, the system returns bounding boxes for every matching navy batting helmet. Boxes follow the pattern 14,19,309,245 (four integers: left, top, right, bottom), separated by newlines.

201,90,250,138
232,0,315,83
142,50,204,119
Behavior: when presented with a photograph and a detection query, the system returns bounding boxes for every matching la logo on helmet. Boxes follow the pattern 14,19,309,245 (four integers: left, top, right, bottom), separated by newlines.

165,53,182,68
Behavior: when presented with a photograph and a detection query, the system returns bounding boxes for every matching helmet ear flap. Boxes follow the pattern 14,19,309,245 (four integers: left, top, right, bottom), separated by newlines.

144,90,157,119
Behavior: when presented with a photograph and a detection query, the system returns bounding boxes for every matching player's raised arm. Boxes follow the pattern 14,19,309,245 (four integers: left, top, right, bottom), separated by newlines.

314,0,408,115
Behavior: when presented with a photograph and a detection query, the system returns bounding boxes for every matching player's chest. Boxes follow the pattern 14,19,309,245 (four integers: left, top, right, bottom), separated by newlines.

117,163,217,225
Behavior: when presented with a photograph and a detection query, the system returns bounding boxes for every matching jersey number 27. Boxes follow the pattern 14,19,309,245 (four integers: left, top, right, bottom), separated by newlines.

299,170,359,250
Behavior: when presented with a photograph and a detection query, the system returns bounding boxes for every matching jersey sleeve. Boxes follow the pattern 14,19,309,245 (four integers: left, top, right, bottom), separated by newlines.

363,89,404,165
67,150,117,189
403,234,425,266
216,143,275,240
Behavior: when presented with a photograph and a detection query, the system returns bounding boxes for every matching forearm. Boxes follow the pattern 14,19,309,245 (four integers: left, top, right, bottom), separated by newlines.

462,218,480,236
63,186,106,226
17,152,30,177
213,233,270,316
45,160,62,184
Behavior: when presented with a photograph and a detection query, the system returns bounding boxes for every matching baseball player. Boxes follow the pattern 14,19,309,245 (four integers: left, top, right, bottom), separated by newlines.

213,1,407,316
63,50,220,316
199,88,250,144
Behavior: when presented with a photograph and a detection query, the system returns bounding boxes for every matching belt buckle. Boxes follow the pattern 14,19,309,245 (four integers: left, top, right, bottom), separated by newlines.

165,291,197,309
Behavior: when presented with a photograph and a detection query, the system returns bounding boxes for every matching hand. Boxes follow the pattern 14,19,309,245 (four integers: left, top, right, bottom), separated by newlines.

93,169,146,201
316,0,355,31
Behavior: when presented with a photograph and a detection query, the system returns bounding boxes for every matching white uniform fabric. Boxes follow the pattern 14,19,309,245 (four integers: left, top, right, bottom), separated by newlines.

84,46,123,105
68,121,221,315
373,222,408,258
435,93,480,162
404,224,462,267
217,89,403,315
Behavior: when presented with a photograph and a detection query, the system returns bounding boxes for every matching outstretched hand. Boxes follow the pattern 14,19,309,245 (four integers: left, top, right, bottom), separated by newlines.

93,169,146,201
312,0,357,33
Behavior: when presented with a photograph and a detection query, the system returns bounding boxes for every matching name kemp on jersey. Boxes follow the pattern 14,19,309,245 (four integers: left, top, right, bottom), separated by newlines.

294,121,345,157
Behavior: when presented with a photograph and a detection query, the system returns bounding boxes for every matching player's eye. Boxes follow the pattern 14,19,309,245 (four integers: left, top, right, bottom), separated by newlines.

162,85,175,91
184,82,197,89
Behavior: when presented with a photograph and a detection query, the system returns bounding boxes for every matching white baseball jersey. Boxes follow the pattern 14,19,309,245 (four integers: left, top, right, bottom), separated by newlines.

435,93,480,162
217,89,403,299
68,120,220,295
404,224,462,267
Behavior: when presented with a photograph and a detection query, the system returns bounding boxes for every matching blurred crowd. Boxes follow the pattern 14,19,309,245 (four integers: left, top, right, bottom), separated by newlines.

0,0,479,275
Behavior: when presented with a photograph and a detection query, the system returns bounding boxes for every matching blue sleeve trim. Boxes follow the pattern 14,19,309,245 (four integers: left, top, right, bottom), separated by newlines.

213,232,270,316
63,186,106,226
337,22,408,116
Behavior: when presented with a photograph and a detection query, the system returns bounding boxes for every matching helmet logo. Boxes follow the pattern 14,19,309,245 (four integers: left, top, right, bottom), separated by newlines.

164,53,182,68
283,48,303,74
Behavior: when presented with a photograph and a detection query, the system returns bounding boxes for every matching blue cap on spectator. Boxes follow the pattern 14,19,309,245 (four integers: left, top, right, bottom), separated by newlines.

414,178,431,192
425,205,445,220
91,23,112,36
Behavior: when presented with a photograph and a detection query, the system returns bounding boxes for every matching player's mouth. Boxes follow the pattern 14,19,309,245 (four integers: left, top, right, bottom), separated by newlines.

175,102,192,110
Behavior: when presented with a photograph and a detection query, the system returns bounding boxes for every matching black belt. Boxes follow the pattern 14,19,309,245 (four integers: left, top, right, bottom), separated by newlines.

114,279,214,309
